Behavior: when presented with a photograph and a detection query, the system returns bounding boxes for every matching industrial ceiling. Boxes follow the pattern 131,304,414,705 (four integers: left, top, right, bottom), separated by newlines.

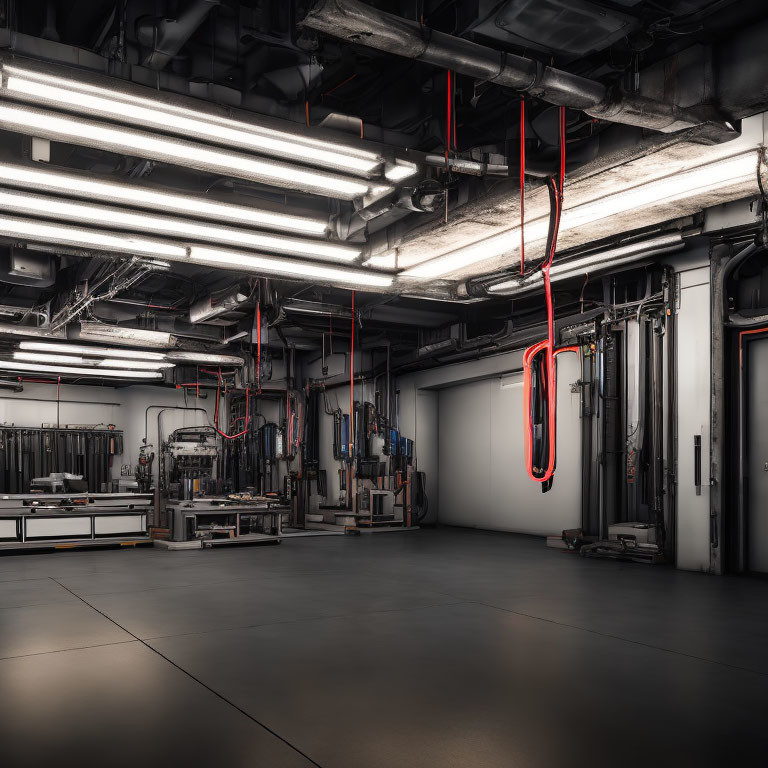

0,0,765,380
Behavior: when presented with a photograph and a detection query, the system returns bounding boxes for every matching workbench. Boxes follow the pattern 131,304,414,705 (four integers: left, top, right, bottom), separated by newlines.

166,498,288,546
0,492,152,550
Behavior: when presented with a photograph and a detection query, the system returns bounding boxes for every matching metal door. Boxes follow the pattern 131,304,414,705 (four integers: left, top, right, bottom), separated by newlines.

748,337,768,573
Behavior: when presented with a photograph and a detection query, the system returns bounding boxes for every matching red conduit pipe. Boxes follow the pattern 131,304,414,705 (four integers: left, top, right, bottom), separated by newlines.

524,106,567,485
520,98,526,276
213,367,250,439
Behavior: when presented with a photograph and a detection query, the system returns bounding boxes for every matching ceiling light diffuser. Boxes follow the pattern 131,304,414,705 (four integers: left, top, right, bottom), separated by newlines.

0,102,374,199
13,351,174,369
2,67,382,175
0,360,162,378
0,162,328,235
18,341,167,359
0,188,358,262
189,246,393,288
0,215,188,259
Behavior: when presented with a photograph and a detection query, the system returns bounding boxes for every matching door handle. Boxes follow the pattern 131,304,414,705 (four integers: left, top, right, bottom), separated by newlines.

694,434,702,496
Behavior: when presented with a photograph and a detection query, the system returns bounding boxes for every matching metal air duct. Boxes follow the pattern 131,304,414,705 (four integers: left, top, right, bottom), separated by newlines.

303,0,733,136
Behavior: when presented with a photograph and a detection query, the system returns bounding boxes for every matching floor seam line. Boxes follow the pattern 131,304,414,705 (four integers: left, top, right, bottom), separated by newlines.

468,600,768,677
0,639,138,662
49,577,326,768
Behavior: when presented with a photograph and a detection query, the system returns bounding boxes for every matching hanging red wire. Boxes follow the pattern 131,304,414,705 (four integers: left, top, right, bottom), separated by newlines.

523,106,570,486
213,367,250,440
520,97,526,276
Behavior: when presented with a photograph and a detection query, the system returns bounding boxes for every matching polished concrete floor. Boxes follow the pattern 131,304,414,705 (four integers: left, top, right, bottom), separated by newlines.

0,528,766,767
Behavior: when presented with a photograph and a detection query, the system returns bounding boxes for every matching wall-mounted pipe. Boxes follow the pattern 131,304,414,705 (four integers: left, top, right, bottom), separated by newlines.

303,0,733,136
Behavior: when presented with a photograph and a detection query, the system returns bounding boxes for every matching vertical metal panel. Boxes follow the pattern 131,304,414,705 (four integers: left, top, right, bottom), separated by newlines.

676,267,711,571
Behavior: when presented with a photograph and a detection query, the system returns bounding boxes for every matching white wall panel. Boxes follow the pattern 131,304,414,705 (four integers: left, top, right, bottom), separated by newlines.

437,353,582,536
676,267,712,571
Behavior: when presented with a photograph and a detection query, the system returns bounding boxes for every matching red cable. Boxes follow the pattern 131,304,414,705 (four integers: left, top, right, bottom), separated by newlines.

212,366,250,439
524,106,567,485
520,98,526,276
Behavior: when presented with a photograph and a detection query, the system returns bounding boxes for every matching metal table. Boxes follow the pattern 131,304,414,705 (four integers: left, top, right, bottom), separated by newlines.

167,500,288,545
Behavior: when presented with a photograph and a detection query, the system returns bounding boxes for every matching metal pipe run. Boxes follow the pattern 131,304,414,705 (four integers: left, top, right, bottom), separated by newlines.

303,0,732,135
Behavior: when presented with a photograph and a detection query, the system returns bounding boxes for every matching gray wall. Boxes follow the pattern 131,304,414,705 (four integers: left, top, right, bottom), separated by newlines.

0,381,217,487
435,355,582,536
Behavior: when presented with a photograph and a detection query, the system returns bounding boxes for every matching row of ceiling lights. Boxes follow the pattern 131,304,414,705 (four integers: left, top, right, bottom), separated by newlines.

0,61,419,290
0,341,246,381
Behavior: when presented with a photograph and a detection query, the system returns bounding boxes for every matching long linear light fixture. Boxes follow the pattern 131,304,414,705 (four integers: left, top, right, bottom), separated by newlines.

1,65,384,176
402,151,759,279
13,352,175,370
0,216,391,289
0,102,374,200
486,233,685,294
188,247,393,288
0,360,162,379
0,215,188,259
18,341,244,366
0,162,329,235
0,188,359,262
18,341,166,359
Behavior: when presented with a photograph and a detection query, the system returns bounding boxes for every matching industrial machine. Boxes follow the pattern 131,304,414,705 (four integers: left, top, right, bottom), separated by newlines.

160,426,220,500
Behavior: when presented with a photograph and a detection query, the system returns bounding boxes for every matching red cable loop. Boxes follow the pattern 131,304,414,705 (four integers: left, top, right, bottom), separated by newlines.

524,106,569,485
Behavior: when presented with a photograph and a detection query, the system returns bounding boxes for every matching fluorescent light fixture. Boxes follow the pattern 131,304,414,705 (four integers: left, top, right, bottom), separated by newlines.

18,341,244,366
0,102,374,199
0,360,162,378
0,215,391,290
13,351,173,369
486,233,684,294
402,151,757,279
19,341,167,359
14,351,85,365
0,188,358,262
98,359,175,370
166,351,245,365
189,246,393,288
0,215,188,259
0,162,328,235
3,67,382,175
385,161,419,181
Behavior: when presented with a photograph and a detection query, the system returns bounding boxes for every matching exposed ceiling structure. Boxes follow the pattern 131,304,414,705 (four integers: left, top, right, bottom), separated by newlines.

0,0,765,381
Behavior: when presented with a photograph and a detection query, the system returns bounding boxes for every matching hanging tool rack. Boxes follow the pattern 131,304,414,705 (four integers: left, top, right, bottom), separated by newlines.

0,427,123,493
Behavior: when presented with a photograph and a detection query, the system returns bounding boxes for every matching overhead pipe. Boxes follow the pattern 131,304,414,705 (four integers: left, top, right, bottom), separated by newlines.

303,0,733,136
137,0,221,71
189,282,252,324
